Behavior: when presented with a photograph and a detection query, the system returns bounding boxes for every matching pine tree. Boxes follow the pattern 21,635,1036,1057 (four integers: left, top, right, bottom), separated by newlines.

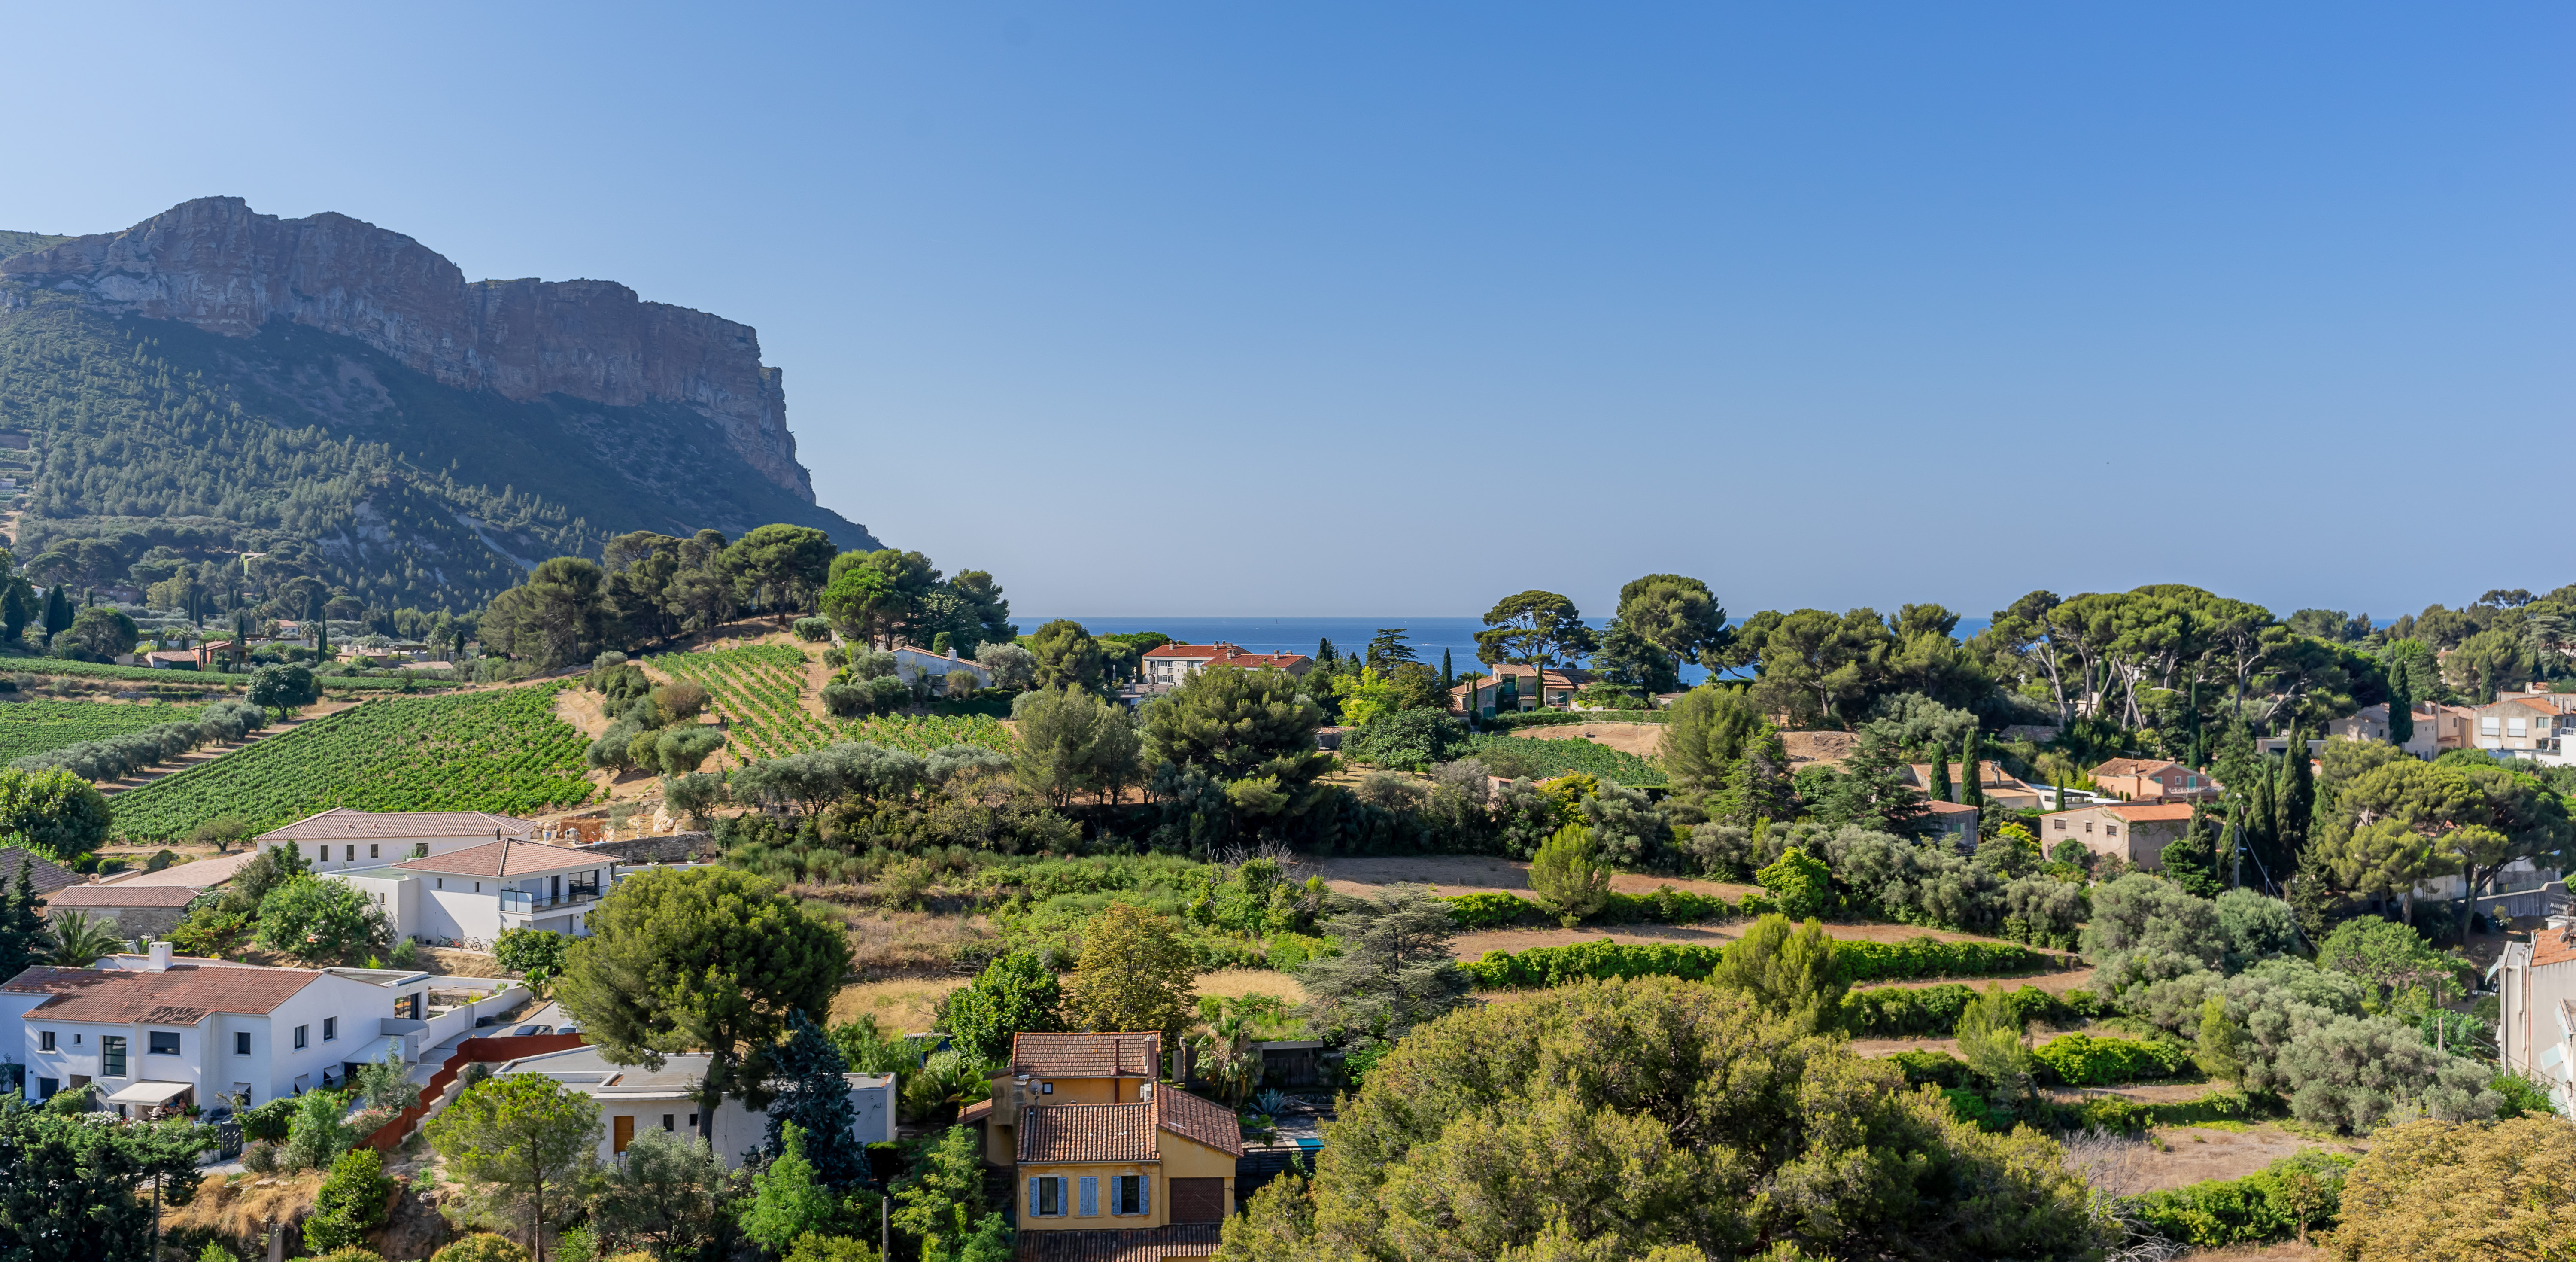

1929,750,1953,803
1960,728,1985,809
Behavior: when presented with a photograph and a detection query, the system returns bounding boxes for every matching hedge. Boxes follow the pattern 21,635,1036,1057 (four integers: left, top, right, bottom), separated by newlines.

1481,710,1667,730
2129,1151,2354,1248
1443,891,1539,929
1441,886,1747,931
1841,985,2106,1038
2030,1033,2193,1087
1462,936,2063,990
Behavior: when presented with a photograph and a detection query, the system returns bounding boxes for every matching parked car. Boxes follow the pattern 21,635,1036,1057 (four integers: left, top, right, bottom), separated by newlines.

510,1024,556,1037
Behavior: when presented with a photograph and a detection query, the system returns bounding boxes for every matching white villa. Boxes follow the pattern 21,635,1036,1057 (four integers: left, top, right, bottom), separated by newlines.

261,808,544,873
2,945,522,1113
331,838,614,949
494,1044,896,1165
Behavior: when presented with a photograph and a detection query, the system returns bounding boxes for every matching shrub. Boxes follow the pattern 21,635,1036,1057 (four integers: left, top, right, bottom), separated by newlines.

1839,984,2104,1038
792,617,833,642
1888,1049,1970,1088
2332,1117,2576,1257
2029,1033,2192,1086
432,1237,531,1262
303,1147,395,1250
1440,891,1537,929
2131,1149,2356,1247
1755,847,1829,920
1462,935,2050,991
1527,824,1608,924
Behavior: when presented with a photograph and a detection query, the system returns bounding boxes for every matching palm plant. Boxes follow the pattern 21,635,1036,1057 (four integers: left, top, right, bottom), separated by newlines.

43,910,127,967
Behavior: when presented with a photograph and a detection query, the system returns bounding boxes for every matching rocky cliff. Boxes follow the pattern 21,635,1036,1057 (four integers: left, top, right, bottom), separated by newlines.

1,197,812,499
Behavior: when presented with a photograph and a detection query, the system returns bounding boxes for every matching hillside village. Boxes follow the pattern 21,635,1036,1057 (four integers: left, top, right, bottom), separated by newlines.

0,541,2570,1261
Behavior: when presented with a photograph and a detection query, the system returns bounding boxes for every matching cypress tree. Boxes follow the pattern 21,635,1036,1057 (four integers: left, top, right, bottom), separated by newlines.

1441,648,1454,688
1960,727,1985,809
2389,677,2415,747
0,860,44,980
2278,727,2315,859
2245,757,2281,879
1929,750,1953,803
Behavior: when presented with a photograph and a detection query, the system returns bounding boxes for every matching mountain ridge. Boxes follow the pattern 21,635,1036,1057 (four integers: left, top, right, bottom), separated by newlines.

0,199,877,617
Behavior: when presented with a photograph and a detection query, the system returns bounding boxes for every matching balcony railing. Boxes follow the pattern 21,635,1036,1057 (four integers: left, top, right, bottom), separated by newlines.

498,887,602,916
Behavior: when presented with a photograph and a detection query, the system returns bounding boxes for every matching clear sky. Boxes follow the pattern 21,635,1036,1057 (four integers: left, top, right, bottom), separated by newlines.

0,4,2567,623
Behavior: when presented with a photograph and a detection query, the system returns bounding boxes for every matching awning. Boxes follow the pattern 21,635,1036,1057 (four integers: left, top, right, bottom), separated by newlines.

103,1080,192,1105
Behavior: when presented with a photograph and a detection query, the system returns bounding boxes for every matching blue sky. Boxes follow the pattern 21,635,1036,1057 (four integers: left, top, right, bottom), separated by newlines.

0,4,2567,622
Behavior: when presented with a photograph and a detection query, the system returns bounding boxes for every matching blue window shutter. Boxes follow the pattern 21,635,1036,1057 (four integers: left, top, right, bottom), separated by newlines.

1026,1178,1039,1217
1141,1174,1151,1217
1079,1176,1098,1216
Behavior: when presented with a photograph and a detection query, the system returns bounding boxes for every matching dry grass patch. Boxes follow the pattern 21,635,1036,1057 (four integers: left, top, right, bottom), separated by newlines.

422,947,503,978
163,1171,325,1247
1192,967,1310,1006
832,977,968,1035
799,898,997,979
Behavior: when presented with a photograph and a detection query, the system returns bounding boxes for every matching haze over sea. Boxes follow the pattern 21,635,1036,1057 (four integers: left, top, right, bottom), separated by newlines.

1021,614,1996,687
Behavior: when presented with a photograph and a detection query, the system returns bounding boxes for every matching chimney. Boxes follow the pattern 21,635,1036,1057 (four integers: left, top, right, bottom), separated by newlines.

146,941,172,971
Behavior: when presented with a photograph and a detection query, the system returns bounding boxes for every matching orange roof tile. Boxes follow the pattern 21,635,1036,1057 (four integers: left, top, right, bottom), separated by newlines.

261,807,539,841
393,838,603,878
2090,758,2184,779
1011,1032,1162,1079
3,964,320,1025
2533,926,2576,970
47,885,200,908
1020,1101,1158,1162
1153,1085,1245,1158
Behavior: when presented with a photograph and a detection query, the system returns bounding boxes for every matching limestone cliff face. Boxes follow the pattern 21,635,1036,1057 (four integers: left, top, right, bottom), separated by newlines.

0,196,814,500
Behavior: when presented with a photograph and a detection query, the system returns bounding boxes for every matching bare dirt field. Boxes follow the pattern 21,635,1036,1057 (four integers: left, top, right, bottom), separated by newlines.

2129,1125,2367,1192
1313,853,1756,901
1507,722,1668,758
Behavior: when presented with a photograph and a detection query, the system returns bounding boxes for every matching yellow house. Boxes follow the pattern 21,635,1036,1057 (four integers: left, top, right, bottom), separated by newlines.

958,1032,1245,1258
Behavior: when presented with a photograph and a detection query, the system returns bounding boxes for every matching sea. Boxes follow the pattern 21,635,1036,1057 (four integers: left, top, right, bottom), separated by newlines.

1019,613,2000,687
1018,615,1718,685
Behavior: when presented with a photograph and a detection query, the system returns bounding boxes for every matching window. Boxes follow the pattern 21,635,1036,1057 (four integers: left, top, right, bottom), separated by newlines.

2084,822,2094,833
2053,818,2065,831
2482,717,2502,735
100,1036,126,1077
236,1032,252,1056
437,879,443,889
369,844,380,858
2105,826,2118,837
662,1115,675,1131
315,844,325,860
149,1032,179,1055
1115,1174,1147,1216
38,1031,54,1052
1034,1176,1066,1217
323,1017,337,1042
1040,1082,1052,1094
688,1113,698,1128
293,1025,309,1050
37,1077,57,1099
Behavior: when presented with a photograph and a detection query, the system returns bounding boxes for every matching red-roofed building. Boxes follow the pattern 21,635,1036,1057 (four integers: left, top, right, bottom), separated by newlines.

1140,643,1311,689
2087,759,2220,803
327,837,615,945
2498,916,2576,1117
2040,801,2199,870
960,1032,1241,1245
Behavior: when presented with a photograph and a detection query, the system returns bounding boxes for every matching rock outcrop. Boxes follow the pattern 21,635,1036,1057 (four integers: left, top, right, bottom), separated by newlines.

0,197,814,499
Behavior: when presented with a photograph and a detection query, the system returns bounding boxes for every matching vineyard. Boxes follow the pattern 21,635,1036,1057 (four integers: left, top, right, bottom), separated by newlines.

0,699,208,765
1461,732,1667,788
648,643,1014,761
108,685,595,839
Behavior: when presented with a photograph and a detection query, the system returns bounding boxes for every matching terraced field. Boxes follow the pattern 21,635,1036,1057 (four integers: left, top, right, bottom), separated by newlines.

108,685,594,838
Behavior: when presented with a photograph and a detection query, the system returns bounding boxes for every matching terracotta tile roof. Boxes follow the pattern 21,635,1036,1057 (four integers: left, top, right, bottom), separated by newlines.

1012,1032,1163,1079
1012,1225,1221,1262
97,850,257,888
1154,1086,1246,1158
956,1098,993,1125
1021,1101,1159,1162
0,847,81,898
259,807,539,842
1922,799,1980,817
2,964,320,1024
392,838,603,878
2090,758,2184,779
1143,643,1242,660
47,884,200,908
2103,803,2199,823
2533,926,2576,970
